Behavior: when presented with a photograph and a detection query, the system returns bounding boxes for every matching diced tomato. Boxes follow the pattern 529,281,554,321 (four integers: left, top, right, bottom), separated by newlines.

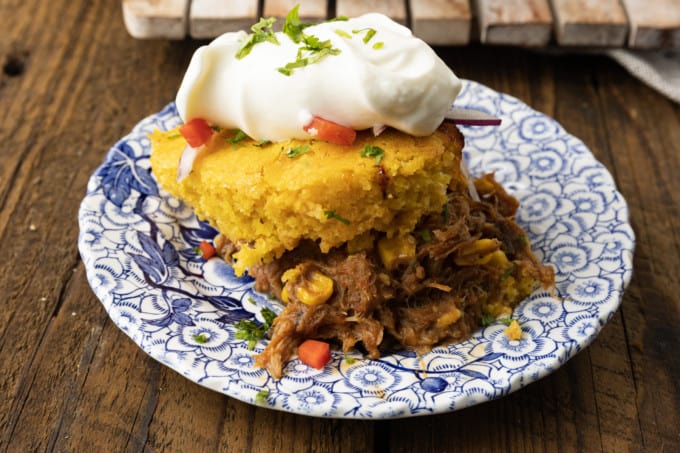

303,116,356,146
198,240,216,260
179,118,214,147
297,339,332,369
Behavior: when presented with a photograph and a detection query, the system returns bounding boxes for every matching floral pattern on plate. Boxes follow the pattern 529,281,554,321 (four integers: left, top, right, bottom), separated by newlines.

78,80,634,419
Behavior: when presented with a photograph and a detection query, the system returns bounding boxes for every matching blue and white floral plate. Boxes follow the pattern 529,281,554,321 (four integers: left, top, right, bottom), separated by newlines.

78,80,634,418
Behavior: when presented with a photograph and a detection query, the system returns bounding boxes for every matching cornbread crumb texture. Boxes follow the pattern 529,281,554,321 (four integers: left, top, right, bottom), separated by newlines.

149,125,463,275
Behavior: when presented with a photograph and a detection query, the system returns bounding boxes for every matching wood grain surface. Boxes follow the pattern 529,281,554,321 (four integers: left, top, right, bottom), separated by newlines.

2,0,680,451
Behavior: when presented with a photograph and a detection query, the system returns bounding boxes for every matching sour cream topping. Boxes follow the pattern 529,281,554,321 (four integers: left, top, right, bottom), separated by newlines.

175,13,462,141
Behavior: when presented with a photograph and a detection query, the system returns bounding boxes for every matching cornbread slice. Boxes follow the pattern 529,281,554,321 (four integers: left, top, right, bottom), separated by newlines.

150,123,465,275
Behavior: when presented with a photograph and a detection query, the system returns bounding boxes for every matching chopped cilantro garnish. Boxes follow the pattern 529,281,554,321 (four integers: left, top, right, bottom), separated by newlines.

360,144,385,165
248,296,257,305
234,307,278,350
255,139,272,147
255,389,270,405
334,29,352,39
282,5,311,43
352,28,378,44
517,233,528,247
419,229,432,243
326,16,349,22
324,209,350,225
261,306,277,326
236,17,279,59
192,333,209,344
285,144,310,158
166,132,181,139
277,8,342,76
344,354,356,364
373,41,384,50
363,28,377,44
500,264,517,282
481,313,496,326
442,203,450,224
228,129,248,146
210,125,222,132
498,317,514,326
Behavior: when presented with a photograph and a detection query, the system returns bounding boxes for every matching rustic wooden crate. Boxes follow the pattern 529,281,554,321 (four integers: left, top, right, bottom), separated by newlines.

122,0,680,48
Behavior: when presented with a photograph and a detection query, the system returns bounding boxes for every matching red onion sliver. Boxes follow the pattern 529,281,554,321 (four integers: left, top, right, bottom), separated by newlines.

177,144,204,182
445,108,501,126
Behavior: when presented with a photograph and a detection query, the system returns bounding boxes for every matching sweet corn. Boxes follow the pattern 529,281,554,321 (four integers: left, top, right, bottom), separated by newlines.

455,238,501,266
504,320,522,341
281,265,334,306
377,235,416,270
436,308,462,328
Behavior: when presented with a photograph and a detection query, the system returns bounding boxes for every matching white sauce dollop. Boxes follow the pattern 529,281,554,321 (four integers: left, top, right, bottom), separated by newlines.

176,13,461,141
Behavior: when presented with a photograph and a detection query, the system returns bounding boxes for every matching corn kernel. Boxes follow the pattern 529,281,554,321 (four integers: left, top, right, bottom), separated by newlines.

436,308,462,328
377,235,416,270
280,265,334,306
504,320,522,341
455,238,501,266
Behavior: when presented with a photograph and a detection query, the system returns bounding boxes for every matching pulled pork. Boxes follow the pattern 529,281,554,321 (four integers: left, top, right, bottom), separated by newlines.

240,174,554,378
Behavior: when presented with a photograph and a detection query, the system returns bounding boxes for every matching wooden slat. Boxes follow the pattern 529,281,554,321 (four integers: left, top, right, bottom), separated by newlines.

474,0,553,46
410,0,471,45
620,0,680,48
550,0,628,47
122,0,188,39
189,0,258,39
335,0,407,25
263,0,328,23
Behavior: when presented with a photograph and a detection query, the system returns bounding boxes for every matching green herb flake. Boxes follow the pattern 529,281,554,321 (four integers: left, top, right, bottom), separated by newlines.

360,144,385,165
248,296,257,305
481,313,496,326
442,203,450,224
372,41,384,50
236,17,279,60
327,16,349,23
255,389,270,405
500,264,517,282
498,317,514,326
278,14,342,76
234,307,278,350
166,132,181,139
335,29,352,39
282,4,310,43
285,144,311,158
192,333,209,344
255,139,272,147
324,209,350,225
363,28,377,44
228,129,248,146
419,229,432,243
344,354,356,364
517,233,528,248
210,125,222,132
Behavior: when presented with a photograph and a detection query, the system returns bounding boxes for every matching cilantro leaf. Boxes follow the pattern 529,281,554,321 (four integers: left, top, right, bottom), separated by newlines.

192,333,209,344
233,307,278,350
285,144,310,158
236,17,279,59
360,144,385,165
282,4,310,43
324,209,350,225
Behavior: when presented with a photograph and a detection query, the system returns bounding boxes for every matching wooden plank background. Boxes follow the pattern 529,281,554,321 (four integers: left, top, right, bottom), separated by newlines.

122,0,680,47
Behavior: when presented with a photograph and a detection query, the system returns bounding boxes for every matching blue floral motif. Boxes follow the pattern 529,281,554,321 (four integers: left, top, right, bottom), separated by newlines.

78,81,634,419
96,142,158,207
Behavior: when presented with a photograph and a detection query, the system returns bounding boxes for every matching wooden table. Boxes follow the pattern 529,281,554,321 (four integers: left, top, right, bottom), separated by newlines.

2,0,680,451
